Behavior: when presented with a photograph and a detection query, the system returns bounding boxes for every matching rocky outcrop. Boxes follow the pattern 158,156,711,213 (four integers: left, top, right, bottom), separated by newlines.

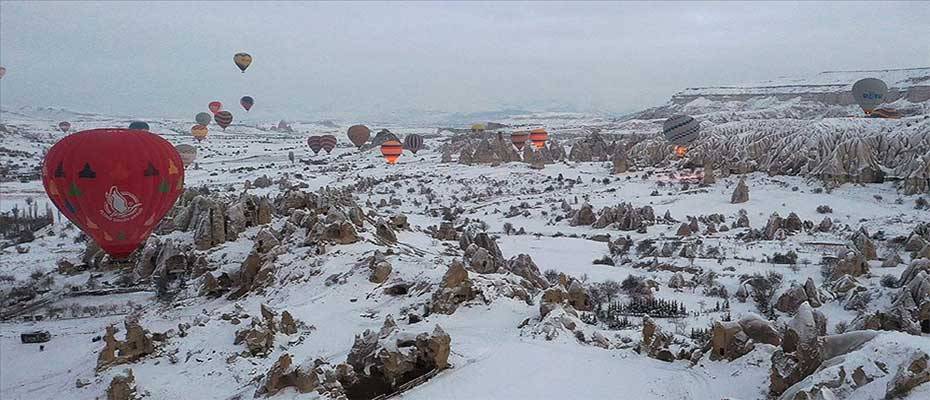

828,249,870,280
570,203,596,226
731,177,749,203
97,319,156,371
770,303,825,396
709,314,781,361
431,260,477,314
591,203,655,231
255,353,321,397
885,351,930,399
106,369,137,400
341,321,451,399
776,278,822,313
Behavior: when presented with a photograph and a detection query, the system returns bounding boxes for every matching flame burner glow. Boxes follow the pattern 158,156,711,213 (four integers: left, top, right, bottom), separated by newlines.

674,146,688,158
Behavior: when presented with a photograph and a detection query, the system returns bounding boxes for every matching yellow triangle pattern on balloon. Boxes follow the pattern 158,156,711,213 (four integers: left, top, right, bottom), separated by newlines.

168,160,178,175
103,231,113,241
48,180,59,195
85,217,99,230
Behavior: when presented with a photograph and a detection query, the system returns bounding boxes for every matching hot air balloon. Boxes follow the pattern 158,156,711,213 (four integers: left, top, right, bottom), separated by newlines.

663,115,700,146
191,124,208,142
347,125,371,148
240,96,254,111
209,101,222,115
403,134,424,154
320,135,337,154
307,136,323,154
288,151,295,163
58,121,71,134
214,111,233,130
129,121,150,131
195,112,212,125
471,123,486,133
175,144,197,167
529,128,548,149
511,131,529,150
0,66,6,79
233,52,252,73
381,140,403,165
42,128,185,259
851,78,888,115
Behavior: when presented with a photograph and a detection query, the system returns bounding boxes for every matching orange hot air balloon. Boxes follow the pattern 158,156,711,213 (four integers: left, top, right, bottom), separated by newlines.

191,124,208,142
674,145,688,158
380,140,403,164
529,128,548,149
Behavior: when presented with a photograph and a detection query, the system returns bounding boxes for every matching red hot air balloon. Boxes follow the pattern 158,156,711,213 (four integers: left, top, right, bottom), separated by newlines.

240,96,254,111
381,140,403,164
42,129,185,259
511,131,528,150
307,136,323,154
320,135,337,154
214,111,233,130
209,101,222,115
58,121,72,134
529,128,548,149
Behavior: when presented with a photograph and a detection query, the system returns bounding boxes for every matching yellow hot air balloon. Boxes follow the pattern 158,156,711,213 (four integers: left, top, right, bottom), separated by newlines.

233,53,252,73
471,123,486,133
191,124,208,142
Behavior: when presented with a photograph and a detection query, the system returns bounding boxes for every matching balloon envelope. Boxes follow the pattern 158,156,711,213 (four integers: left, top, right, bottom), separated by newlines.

191,124,208,141
0,66,6,79
58,121,71,133
663,115,700,146
209,101,222,114
320,135,337,154
240,96,254,111
42,128,185,259
471,123,486,132
129,121,149,131
851,78,888,114
175,144,197,167
307,136,323,154
403,134,424,154
195,112,211,125
511,131,528,150
214,111,233,130
234,52,252,72
381,140,403,164
347,125,371,148
529,128,548,149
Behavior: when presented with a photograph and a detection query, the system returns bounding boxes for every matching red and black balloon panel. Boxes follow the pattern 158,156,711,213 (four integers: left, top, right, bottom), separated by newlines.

42,129,185,259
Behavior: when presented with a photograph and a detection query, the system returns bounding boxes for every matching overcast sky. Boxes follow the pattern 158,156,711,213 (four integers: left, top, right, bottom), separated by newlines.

1,1,928,120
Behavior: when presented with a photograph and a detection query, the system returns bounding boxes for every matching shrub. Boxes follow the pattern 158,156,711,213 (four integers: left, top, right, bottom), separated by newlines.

592,255,615,266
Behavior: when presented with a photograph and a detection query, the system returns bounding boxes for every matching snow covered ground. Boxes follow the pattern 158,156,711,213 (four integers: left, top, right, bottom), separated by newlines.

2,69,929,400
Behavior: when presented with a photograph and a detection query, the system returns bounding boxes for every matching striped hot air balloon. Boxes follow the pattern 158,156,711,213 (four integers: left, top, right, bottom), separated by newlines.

347,125,371,148
214,111,233,130
403,134,424,154
663,115,700,146
191,124,208,142
381,140,403,164
320,135,337,154
529,128,548,149
175,144,197,167
511,131,528,150
58,121,71,134
307,136,323,154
